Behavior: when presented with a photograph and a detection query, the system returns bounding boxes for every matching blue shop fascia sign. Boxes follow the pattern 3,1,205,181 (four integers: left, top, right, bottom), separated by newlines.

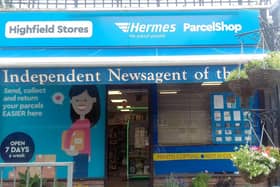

0,10,260,47
1,65,236,85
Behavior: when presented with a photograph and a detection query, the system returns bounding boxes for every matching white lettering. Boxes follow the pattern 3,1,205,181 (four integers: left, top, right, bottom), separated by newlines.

108,68,188,83
184,21,242,33
128,22,176,33
2,69,100,85
108,68,121,81
5,21,92,38
10,141,25,146
194,71,204,80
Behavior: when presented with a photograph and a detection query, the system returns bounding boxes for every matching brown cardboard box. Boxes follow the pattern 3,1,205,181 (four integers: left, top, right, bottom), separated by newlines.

36,154,56,178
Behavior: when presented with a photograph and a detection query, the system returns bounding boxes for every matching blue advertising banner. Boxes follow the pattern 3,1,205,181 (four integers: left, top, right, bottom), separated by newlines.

0,84,106,179
0,10,260,47
0,65,236,85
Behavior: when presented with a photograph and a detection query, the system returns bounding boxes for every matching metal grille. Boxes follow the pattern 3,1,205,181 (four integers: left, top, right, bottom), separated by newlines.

0,0,275,9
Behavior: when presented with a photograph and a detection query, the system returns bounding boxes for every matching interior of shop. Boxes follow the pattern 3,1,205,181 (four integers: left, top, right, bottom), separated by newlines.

106,86,151,187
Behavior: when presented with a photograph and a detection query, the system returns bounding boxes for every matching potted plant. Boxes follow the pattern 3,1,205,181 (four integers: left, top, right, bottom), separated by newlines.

18,170,45,187
191,172,211,187
231,145,280,184
245,51,280,89
225,68,254,108
164,173,187,187
18,169,65,187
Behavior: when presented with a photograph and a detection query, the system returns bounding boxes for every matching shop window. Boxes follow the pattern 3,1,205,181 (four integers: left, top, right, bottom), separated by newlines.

157,84,226,145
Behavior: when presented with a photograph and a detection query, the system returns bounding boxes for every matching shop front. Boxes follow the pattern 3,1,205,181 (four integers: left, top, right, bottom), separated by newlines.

0,9,265,186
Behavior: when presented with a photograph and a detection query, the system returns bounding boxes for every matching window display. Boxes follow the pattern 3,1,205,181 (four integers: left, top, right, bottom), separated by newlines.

210,93,259,144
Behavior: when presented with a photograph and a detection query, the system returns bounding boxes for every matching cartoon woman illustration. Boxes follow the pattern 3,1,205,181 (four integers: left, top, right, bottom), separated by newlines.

62,85,100,178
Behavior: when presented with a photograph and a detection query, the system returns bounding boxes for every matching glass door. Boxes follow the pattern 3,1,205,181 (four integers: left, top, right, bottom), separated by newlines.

107,86,151,182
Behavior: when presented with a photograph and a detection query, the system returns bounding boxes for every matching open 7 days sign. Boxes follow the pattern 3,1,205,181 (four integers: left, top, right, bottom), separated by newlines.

0,132,35,162
0,10,260,47
0,66,235,85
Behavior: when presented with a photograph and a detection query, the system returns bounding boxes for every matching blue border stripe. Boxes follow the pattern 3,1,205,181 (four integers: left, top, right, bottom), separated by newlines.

0,47,264,58
154,160,237,174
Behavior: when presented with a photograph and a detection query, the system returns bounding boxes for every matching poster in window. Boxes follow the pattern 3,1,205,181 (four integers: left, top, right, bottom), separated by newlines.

225,130,232,135
216,130,222,135
213,95,224,109
211,93,259,145
244,130,252,135
214,111,221,121
233,111,241,121
216,137,222,142
224,111,231,121
225,136,232,142
245,136,252,142
235,136,242,142
226,96,237,108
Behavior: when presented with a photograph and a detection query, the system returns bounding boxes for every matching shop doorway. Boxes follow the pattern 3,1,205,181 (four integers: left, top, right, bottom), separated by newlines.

106,85,151,187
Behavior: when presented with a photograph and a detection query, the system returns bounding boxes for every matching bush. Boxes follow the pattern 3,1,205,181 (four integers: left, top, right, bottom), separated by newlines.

191,173,210,187
245,51,280,71
225,68,248,81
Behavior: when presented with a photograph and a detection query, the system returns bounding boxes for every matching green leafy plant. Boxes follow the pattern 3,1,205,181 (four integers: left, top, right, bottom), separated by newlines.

231,145,280,182
17,170,46,187
226,52,280,83
245,51,280,71
225,68,248,81
17,169,65,187
191,172,210,187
